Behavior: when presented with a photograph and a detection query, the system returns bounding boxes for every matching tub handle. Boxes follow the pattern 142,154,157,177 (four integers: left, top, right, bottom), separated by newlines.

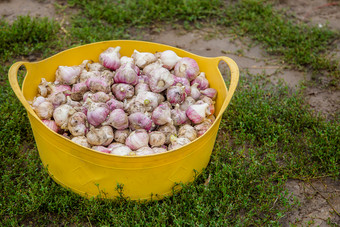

8,61,36,116
214,56,239,112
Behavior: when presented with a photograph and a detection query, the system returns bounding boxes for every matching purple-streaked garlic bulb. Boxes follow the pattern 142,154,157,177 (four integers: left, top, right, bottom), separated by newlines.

120,56,134,65
86,77,110,93
132,50,157,68
42,120,60,133
99,46,121,70
186,102,210,124
190,83,201,100
48,92,67,108
92,146,111,154
79,70,100,83
102,109,129,130
173,76,191,96
128,112,153,131
38,78,50,97
71,82,88,101
125,129,149,151
55,65,81,85
53,104,76,129
108,143,132,156
166,85,186,105
156,50,182,70
152,146,168,153
158,123,177,145
171,104,188,126
152,102,172,125
135,91,160,112
31,96,46,108
86,125,114,146
114,129,130,144
85,98,110,127
107,98,124,111
179,96,196,111
134,146,155,156
200,88,217,100
90,91,110,103
123,97,146,114
149,131,166,147
168,135,191,150
174,57,200,81
68,112,87,136
191,72,209,90
134,82,150,95
199,96,215,116
178,124,197,141
148,67,174,93
71,136,91,148
88,62,105,72
194,119,213,137
114,62,139,85
111,83,134,101
142,59,163,75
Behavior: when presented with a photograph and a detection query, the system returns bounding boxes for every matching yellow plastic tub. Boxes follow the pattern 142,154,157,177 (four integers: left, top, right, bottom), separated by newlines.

8,40,239,201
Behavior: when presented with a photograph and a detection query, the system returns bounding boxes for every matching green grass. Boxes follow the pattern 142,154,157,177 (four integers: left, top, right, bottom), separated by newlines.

1,0,339,225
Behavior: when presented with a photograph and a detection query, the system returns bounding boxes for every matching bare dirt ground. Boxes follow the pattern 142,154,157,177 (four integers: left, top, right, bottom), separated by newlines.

1,0,339,226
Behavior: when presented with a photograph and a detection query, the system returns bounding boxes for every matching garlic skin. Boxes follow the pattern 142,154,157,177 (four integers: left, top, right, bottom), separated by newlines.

53,104,76,129
68,112,87,136
186,103,210,124
148,67,175,93
125,129,149,151
134,146,155,156
55,65,81,85
71,136,91,148
86,125,114,146
168,136,191,151
86,77,110,93
149,131,166,147
174,57,200,81
85,98,110,127
178,124,197,141
111,83,134,101
106,98,124,111
200,88,217,100
132,50,157,68
166,85,186,105
158,123,177,145
99,46,121,70
114,129,130,144
152,102,172,125
157,50,182,70
191,72,209,90
114,62,139,85
179,96,196,111
92,146,111,154
190,83,201,100
171,104,188,126
102,109,129,130
42,120,60,133
128,112,153,131
194,119,213,137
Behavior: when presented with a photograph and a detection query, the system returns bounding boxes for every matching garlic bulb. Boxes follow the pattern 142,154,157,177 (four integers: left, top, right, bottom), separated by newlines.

86,77,110,93
79,70,100,83
134,146,155,156
71,136,91,148
68,112,87,136
157,50,182,70
134,82,150,95
114,62,139,85
194,119,213,137
85,98,110,127
149,131,166,147
55,65,81,85
99,46,121,70
191,72,209,90
135,91,160,112
38,78,51,97
186,102,210,124
111,83,134,101
158,123,177,145
86,125,114,146
166,85,186,105
174,57,200,81
114,129,130,144
53,104,76,129
179,96,196,111
92,146,111,154
102,109,129,130
107,98,124,111
148,67,174,93
125,129,149,150
90,91,110,103
152,102,172,125
42,119,60,133
109,143,132,156
88,62,105,72
168,135,191,150
171,104,188,126
132,50,157,68
190,83,201,100
178,124,197,141
142,59,163,75
128,112,153,131
200,88,217,100
120,56,134,65
71,82,88,101
173,76,191,96
152,146,168,153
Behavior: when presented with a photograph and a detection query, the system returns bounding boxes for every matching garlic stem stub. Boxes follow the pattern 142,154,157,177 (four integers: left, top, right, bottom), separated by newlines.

29,46,219,156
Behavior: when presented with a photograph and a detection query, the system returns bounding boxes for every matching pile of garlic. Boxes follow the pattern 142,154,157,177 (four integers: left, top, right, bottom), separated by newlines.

30,47,217,156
